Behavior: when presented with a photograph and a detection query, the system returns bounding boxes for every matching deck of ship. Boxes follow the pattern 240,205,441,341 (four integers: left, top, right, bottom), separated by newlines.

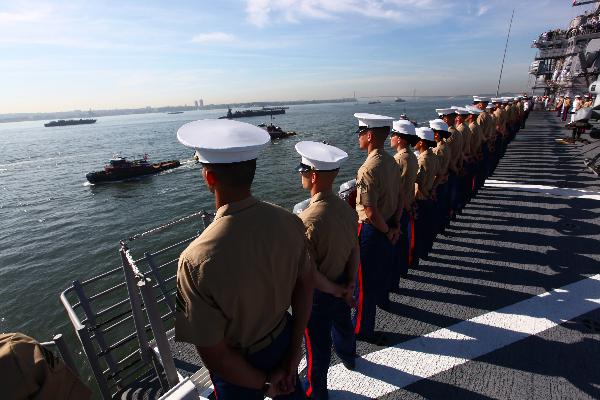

326,110,600,399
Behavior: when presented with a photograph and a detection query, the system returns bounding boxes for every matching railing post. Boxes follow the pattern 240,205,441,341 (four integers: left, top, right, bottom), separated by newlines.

52,334,79,376
77,325,112,400
120,242,153,364
72,280,119,377
144,252,176,315
138,277,180,389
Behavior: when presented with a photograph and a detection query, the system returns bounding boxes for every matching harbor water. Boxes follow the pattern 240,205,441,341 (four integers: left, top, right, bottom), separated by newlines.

0,97,467,371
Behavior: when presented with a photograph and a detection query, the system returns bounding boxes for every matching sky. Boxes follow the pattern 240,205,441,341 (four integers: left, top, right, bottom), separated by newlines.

0,0,595,113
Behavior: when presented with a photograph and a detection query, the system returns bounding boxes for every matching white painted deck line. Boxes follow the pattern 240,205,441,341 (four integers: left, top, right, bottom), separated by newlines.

327,274,600,399
484,179,600,200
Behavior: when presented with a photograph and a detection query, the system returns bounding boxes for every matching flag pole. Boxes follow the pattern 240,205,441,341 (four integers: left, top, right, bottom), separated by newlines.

496,9,515,97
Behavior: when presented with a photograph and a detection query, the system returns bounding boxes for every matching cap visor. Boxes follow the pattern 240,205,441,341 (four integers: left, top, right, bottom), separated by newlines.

296,163,312,173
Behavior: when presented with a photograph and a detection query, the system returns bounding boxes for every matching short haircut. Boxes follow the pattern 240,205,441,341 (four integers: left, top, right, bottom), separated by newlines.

367,126,390,141
202,159,257,189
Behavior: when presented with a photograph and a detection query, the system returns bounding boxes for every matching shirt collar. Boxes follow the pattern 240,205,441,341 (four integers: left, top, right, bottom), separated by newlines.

309,189,335,205
396,147,409,156
367,148,384,161
214,196,258,220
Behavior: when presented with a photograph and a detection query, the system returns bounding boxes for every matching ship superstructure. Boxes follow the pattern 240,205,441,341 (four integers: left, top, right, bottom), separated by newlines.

530,2,600,96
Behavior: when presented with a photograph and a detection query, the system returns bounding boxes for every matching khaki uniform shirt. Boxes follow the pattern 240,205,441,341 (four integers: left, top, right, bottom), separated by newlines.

415,148,439,200
0,333,91,400
432,140,451,177
175,196,313,348
456,123,472,157
477,111,492,142
394,148,419,207
446,126,463,174
299,190,358,281
356,148,400,222
468,122,482,157
494,108,506,135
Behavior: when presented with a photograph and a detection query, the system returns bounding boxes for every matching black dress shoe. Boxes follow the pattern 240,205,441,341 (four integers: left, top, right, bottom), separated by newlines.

342,359,356,371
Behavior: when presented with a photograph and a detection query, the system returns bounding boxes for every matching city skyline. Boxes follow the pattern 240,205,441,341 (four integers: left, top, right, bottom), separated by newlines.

0,0,593,114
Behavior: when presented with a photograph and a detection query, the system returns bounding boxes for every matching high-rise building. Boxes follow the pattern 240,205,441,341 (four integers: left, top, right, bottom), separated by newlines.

194,100,199,109
198,99,204,108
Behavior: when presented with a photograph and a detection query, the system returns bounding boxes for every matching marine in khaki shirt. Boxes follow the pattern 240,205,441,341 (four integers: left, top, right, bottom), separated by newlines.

439,111,463,175
415,148,439,200
0,333,91,400
176,197,312,349
175,119,313,398
300,190,358,282
390,119,419,211
455,114,472,162
356,148,400,223
394,148,419,209
295,140,360,396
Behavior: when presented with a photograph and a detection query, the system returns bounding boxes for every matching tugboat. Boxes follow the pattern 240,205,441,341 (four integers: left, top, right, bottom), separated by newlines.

44,119,96,127
263,123,297,140
218,107,287,119
394,97,406,102
368,101,381,104
86,155,181,184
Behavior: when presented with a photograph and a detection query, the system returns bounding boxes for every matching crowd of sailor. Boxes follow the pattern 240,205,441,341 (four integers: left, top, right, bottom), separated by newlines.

534,7,600,44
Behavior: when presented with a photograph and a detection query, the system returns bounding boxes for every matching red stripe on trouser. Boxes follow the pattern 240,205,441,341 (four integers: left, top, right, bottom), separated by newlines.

210,374,219,399
409,213,415,266
354,223,364,335
472,176,476,191
304,329,314,397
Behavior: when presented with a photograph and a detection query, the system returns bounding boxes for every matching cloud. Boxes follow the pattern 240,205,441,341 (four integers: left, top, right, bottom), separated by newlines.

477,4,491,16
191,32,236,44
245,0,452,28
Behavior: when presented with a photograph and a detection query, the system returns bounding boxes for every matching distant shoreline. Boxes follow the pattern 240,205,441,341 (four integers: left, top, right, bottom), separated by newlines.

0,98,359,124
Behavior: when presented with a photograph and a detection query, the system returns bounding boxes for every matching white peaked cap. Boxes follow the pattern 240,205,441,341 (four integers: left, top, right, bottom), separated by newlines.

416,127,435,142
465,105,482,114
575,94,582,98
177,119,270,163
435,108,456,116
486,104,495,110
429,119,449,131
354,113,394,129
451,106,470,115
295,141,348,171
491,98,503,103
473,96,490,102
392,120,417,135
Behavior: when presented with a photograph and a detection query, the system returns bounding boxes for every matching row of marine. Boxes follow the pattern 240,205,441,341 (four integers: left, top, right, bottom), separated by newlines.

171,94,530,400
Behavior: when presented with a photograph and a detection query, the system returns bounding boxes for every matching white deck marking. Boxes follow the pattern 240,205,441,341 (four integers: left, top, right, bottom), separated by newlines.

484,179,600,200
327,275,600,399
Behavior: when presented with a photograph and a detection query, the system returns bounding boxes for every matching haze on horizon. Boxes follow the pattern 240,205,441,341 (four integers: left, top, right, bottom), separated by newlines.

0,0,592,114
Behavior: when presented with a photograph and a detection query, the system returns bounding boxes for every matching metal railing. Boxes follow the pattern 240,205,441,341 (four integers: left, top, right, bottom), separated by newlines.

60,209,214,399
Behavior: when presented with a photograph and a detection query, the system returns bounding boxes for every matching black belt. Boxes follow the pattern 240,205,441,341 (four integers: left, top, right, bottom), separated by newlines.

240,315,288,356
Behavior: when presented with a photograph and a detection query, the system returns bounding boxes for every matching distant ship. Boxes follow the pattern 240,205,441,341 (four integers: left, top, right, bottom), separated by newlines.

368,101,381,104
394,98,406,103
167,111,184,114
86,155,181,184
44,119,96,127
218,107,287,119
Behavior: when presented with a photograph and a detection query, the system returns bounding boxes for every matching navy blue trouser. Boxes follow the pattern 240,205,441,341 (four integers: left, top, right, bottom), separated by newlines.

435,182,449,233
353,222,392,337
390,211,410,291
448,173,459,215
303,288,356,399
414,199,433,260
211,314,303,400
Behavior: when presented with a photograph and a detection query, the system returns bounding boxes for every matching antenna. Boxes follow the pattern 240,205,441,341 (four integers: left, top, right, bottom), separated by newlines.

496,9,515,97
